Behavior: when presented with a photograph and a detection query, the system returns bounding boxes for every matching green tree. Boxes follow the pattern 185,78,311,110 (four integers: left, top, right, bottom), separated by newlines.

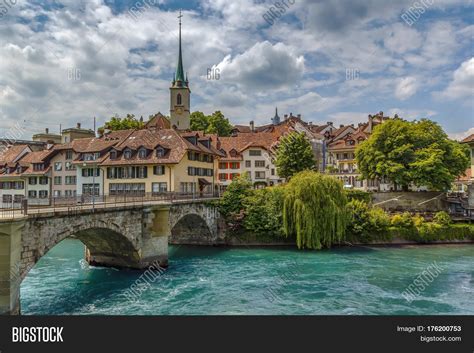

218,173,253,218
275,132,315,179
98,114,144,135
243,186,285,236
190,111,209,132
356,118,470,191
189,111,233,136
283,171,348,249
206,111,233,137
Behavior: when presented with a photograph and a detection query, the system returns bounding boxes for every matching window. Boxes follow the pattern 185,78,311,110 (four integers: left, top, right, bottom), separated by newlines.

82,168,100,177
188,167,195,176
65,162,75,171
152,182,168,194
219,173,227,181
82,184,100,196
187,151,200,161
39,190,48,199
249,150,261,156
65,176,76,185
53,190,61,198
219,162,227,169
138,148,147,159
180,182,196,193
65,190,76,198
83,153,99,161
156,147,165,158
124,149,132,159
230,162,240,169
110,150,118,160
271,168,275,176
14,195,23,203
33,164,44,171
2,195,12,203
137,166,147,179
66,150,73,160
39,177,48,185
54,162,62,171
109,183,145,196
153,165,165,175
255,171,265,179
28,191,37,198
54,176,62,185
29,177,37,185
177,93,182,105
255,160,265,168
245,160,251,168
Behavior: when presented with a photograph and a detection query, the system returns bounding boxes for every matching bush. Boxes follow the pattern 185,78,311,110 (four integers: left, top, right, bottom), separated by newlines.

345,200,391,243
243,186,285,237
391,212,415,228
433,211,451,226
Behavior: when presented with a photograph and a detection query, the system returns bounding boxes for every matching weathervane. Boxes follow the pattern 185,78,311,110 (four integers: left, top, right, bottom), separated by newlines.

178,9,183,26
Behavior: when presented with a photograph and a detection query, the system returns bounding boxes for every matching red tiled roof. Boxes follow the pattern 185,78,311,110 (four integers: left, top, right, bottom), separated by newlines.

145,113,171,130
462,134,474,143
0,145,31,165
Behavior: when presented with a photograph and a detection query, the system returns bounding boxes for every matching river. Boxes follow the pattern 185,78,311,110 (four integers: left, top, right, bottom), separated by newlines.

20,239,474,315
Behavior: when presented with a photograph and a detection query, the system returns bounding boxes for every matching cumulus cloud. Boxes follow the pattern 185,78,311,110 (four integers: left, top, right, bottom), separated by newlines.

215,41,305,90
438,58,474,100
395,77,419,100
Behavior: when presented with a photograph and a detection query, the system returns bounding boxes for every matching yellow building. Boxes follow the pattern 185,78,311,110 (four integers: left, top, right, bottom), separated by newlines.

100,129,222,195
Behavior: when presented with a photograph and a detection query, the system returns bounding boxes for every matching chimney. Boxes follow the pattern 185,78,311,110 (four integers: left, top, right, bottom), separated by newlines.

45,128,49,134
340,124,344,128
309,122,313,126
351,124,354,127
297,114,301,119
284,114,288,120
250,121,255,132
77,123,81,129
327,122,333,126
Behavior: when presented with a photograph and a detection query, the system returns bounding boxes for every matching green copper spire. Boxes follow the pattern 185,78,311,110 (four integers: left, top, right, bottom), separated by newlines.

174,10,186,87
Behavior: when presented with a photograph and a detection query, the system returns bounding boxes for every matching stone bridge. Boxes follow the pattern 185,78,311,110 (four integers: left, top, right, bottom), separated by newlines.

0,201,223,315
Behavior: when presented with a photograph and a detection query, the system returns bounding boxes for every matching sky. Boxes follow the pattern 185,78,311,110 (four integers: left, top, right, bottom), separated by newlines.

0,0,473,140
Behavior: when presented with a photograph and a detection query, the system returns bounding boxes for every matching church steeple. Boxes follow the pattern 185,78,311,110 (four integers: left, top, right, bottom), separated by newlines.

272,107,281,125
174,10,187,87
170,10,191,130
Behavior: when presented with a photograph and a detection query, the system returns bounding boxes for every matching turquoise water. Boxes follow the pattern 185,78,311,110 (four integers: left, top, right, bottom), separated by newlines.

21,239,474,315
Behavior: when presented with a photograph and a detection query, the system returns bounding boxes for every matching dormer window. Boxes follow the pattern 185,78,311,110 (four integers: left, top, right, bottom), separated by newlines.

138,148,147,159
156,147,165,158
33,163,44,171
110,150,117,160
230,149,237,157
16,166,21,174
124,149,132,159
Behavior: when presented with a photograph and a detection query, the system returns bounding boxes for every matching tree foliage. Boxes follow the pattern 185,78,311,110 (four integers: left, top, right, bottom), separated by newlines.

218,173,253,218
243,186,285,236
345,200,390,243
275,132,315,179
356,118,470,191
98,114,144,135
190,111,232,136
282,171,348,249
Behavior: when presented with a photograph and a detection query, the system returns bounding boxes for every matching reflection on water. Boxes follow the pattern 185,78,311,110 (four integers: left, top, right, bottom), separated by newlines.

21,239,474,315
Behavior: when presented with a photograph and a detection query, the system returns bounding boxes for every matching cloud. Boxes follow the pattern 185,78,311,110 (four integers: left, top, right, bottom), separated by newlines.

395,77,419,100
438,58,474,100
448,127,474,141
215,41,305,90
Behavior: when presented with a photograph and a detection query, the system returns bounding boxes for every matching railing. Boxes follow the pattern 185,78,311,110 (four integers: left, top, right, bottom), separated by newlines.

0,192,220,220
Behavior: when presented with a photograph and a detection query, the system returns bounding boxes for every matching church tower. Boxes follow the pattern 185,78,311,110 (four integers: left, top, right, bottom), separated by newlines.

170,10,191,130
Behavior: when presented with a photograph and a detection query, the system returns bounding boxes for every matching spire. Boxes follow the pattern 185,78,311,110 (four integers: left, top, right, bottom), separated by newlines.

272,107,281,125
174,10,186,87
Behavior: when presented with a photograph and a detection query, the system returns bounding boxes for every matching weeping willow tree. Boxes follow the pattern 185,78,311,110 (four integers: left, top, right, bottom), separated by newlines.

283,171,348,249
